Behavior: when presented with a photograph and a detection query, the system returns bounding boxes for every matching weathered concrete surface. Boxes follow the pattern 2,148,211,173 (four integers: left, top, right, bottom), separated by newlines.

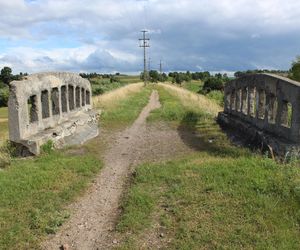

8,72,99,155
218,73,300,158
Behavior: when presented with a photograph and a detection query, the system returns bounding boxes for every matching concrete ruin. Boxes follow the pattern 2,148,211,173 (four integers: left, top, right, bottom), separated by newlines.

218,73,300,158
8,72,99,155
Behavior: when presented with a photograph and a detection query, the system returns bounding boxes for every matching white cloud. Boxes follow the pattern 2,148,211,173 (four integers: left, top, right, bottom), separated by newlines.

1,0,300,72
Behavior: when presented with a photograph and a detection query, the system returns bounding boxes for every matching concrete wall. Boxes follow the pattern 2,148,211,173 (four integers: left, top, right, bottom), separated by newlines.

8,72,95,154
223,73,300,143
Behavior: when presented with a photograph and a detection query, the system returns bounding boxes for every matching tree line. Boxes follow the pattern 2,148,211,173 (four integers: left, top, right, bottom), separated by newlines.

0,66,28,107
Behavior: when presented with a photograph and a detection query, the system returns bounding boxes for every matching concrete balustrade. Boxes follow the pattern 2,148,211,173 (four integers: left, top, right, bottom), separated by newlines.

218,73,300,156
8,72,99,155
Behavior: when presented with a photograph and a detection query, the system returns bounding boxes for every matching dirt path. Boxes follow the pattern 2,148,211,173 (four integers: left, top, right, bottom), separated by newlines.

43,90,195,250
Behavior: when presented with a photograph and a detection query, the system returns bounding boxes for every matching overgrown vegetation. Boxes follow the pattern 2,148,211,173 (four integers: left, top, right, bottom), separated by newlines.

117,85,300,249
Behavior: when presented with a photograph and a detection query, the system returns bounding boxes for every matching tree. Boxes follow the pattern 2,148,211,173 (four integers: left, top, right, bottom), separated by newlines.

290,56,300,82
158,73,168,82
0,66,12,85
202,77,224,93
149,70,159,82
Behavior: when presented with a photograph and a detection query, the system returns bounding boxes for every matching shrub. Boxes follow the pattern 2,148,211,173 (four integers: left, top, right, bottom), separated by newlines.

202,77,224,93
0,88,9,107
92,86,104,95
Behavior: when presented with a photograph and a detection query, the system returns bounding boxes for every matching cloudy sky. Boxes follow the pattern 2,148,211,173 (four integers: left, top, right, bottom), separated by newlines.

1,0,300,74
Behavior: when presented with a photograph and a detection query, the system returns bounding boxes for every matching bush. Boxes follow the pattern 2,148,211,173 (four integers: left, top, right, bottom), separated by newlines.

202,77,224,93
0,88,9,107
92,85,105,95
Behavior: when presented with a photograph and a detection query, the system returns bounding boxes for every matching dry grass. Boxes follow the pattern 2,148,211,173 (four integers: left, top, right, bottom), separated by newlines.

158,83,222,116
93,82,144,109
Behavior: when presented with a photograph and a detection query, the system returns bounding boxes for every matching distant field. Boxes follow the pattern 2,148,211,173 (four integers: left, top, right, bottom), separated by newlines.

89,75,141,95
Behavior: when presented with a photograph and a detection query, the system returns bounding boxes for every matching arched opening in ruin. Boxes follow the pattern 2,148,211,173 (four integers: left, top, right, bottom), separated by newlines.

61,85,68,113
27,95,38,123
86,90,91,105
242,87,248,115
230,90,236,111
280,101,293,128
51,88,60,116
76,86,81,108
81,88,86,107
236,89,242,112
267,94,277,124
41,90,50,119
257,89,266,119
68,85,75,111
249,87,256,117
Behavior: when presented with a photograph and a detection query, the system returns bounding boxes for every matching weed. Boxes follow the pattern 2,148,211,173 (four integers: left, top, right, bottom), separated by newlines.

41,140,54,154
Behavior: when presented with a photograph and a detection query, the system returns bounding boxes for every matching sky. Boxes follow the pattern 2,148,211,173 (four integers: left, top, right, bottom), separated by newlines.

1,0,300,74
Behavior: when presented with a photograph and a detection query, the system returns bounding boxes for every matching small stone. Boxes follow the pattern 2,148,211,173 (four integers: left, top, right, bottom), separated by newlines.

60,244,69,250
113,239,118,244
160,233,164,238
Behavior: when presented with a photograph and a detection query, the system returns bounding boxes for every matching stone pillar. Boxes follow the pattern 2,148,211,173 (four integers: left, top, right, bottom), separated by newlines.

241,87,248,115
248,87,255,117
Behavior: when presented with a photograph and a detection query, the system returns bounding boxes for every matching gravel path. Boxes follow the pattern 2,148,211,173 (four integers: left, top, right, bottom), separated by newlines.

43,90,195,250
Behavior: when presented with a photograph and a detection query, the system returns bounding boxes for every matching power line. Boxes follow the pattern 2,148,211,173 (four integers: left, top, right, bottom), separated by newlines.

139,30,150,86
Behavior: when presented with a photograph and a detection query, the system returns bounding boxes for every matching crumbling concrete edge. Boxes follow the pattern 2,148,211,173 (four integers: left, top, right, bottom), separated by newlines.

217,112,300,160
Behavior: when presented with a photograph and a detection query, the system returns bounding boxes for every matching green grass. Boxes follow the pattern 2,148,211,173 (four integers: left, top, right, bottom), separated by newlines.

90,75,141,95
117,86,300,249
182,80,203,93
0,85,151,249
0,151,102,249
116,75,141,84
0,107,8,119
99,86,152,129
206,90,224,106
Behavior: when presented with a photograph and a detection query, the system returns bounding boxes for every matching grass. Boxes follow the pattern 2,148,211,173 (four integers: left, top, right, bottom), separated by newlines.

206,90,225,106
0,107,8,145
94,83,151,128
158,83,222,116
90,75,141,95
0,107,8,119
0,151,102,249
116,85,300,249
182,80,203,93
181,80,225,107
0,83,151,249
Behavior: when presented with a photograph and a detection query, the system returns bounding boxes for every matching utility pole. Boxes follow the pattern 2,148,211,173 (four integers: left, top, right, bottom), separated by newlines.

139,30,150,86
159,60,162,74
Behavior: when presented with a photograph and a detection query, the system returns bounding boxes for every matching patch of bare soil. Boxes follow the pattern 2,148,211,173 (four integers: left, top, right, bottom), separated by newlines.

42,90,196,250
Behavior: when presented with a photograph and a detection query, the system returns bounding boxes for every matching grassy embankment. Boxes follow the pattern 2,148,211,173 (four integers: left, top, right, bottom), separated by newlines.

116,84,300,249
0,107,8,145
181,80,224,106
0,83,150,250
